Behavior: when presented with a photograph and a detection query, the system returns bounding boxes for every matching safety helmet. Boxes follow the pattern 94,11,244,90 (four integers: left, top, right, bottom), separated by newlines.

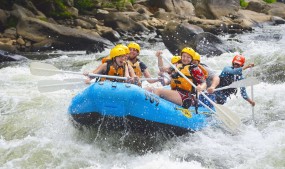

181,47,196,58
171,55,181,64
110,47,126,59
232,54,245,66
115,44,130,54
192,52,201,62
128,42,140,52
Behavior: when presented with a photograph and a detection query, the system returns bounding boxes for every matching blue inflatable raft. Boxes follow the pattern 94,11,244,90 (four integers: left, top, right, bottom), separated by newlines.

68,81,213,136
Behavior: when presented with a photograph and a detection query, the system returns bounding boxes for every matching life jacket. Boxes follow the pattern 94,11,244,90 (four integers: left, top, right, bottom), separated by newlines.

127,60,142,77
101,60,126,82
170,64,194,92
217,72,237,97
102,56,111,64
198,64,208,79
191,64,206,84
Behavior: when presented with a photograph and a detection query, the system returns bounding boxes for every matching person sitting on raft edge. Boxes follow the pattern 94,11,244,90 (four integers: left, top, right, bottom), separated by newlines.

84,46,137,84
145,47,207,109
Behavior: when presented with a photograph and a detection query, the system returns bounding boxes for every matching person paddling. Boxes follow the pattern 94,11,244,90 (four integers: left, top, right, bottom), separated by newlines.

214,54,255,106
84,47,135,84
145,47,206,109
127,42,158,84
193,52,220,108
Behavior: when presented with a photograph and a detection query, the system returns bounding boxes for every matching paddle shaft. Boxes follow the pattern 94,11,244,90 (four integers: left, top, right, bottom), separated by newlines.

251,68,255,124
31,64,157,81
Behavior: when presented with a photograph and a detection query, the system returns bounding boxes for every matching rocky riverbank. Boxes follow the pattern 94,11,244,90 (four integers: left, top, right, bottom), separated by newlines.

1,0,285,62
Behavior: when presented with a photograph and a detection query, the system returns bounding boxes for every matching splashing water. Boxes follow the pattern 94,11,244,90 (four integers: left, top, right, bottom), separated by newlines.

1,24,285,169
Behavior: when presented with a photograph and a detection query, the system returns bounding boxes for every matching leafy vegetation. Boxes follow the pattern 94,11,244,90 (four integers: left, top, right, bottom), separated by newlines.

103,0,136,10
263,0,276,3
74,0,96,11
5,16,18,28
240,0,249,8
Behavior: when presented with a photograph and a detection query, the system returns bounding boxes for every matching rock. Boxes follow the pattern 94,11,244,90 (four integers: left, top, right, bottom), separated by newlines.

0,49,27,62
246,0,270,13
75,19,94,29
267,3,285,19
161,21,232,56
16,17,112,52
96,24,121,42
66,7,78,17
194,0,239,19
11,4,36,19
0,9,9,31
193,32,233,56
162,21,202,54
153,11,185,21
3,27,17,39
271,16,285,25
95,9,109,20
148,0,195,18
16,37,25,45
237,9,272,28
104,12,149,32
133,4,153,16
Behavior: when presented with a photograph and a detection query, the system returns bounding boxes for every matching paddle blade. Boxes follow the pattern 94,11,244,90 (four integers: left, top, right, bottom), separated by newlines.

38,79,87,92
229,77,259,88
214,104,242,132
30,62,61,76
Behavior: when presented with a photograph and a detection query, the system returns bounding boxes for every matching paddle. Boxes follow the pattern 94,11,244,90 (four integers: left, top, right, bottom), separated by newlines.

37,76,160,92
38,79,88,93
213,77,259,92
30,62,127,80
30,62,159,81
161,55,241,132
250,68,255,124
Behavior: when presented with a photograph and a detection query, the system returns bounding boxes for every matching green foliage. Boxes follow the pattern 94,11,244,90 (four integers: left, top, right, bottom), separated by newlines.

240,0,249,8
51,0,73,19
5,16,18,28
101,0,136,10
74,0,95,11
263,0,276,3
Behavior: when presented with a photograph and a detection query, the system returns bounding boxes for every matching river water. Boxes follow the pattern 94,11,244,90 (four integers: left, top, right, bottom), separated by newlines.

1,24,285,169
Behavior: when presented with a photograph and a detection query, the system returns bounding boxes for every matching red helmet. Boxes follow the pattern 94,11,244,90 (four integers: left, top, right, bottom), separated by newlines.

232,55,245,66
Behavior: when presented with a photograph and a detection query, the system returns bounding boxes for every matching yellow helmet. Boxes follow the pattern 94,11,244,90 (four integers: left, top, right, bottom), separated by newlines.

110,47,126,59
192,52,201,62
115,44,130,54
171,55,181,64
181,47,196,58
128,42,140,52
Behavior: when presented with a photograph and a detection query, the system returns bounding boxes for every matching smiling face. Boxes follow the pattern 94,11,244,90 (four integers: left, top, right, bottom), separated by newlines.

128,48,139,59
181,52,192,65
115,55,126,66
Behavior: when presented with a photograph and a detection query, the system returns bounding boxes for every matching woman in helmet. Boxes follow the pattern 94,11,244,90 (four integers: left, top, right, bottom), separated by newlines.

146,47,206,109
84,47,135,83
101,44,130,64
214,54,255,106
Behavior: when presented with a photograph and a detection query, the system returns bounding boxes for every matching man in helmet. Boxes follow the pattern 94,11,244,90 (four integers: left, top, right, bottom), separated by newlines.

84,47,135,83
214,54,255,106
127,42,158,84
